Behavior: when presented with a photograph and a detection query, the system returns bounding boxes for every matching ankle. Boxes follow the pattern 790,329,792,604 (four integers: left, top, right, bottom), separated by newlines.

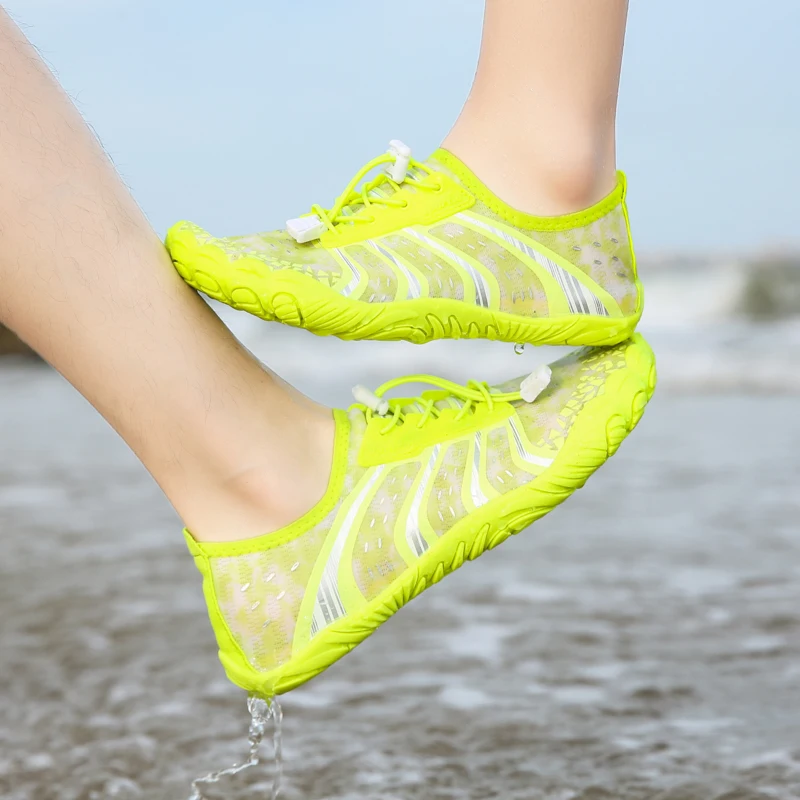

442,120,617,216
531,151,617,212
177,406,336,543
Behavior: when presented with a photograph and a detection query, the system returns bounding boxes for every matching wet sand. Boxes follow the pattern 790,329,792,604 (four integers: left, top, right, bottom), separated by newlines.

1,341,800,799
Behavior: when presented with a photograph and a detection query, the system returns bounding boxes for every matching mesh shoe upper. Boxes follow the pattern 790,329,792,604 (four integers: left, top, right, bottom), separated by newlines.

194,342,632,678
174,147,640,321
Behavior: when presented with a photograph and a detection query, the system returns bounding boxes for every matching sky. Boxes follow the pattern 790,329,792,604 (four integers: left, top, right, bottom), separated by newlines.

4,0,799,253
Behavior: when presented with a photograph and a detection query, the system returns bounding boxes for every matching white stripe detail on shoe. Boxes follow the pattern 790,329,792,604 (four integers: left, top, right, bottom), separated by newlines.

405,445,440,558
508,417,554,468
311,466,386,636
470,432,490,508
334,248,363,298
457,214,609,317
368,240,422,300
404,228,492,308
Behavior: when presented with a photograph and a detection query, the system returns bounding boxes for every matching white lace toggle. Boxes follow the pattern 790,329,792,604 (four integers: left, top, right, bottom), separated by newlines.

352,384,390,416
520,365,552,403
286,214,326,243
386,139,411,183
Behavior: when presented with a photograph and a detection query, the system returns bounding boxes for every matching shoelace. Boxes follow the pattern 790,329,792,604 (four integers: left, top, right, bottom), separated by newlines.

286,141,442,243
352,369,552,436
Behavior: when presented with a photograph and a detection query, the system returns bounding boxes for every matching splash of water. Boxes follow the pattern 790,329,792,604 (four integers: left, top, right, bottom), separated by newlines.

188,694,284,800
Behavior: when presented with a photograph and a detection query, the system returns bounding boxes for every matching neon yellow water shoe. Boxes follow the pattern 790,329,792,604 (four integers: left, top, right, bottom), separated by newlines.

167,142,643,346
185,335,656,696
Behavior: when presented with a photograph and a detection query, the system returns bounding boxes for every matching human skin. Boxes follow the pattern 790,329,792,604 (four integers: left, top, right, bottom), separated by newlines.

444,0,629,215
0,0,628,542
0,8,334,543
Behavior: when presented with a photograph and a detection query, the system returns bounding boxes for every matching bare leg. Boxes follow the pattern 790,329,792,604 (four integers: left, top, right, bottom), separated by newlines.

0,10,333,542
444,0,629,215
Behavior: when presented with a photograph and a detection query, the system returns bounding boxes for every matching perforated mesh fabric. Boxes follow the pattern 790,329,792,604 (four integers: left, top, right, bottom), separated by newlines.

352,462,420,600
345,243,399,303
177,152,638,317
381,233,465,300
457,196,639,316
427,440,469,533
207,409,367,674
426,154,639,317
201,343,634,679
185,222,343,286
175,145,641,323
499,346,629,451
485,426,537,493
428,222,549,315
209,518,330,675
522,206,639,315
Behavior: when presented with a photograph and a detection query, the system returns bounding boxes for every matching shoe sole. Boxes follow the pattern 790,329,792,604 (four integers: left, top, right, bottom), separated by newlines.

167,227,643,347
215,335,656,696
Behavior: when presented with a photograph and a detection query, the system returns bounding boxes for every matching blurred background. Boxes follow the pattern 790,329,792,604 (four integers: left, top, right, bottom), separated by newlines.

1,2,799,799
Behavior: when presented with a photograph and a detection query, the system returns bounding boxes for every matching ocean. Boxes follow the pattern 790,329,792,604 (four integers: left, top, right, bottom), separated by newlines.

1,257,799,799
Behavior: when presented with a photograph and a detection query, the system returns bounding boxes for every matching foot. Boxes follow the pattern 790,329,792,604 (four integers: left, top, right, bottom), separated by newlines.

167,142,643,347
185,334,656,696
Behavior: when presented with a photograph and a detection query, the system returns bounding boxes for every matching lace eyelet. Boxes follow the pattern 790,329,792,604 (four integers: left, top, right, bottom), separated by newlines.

432,182,443,193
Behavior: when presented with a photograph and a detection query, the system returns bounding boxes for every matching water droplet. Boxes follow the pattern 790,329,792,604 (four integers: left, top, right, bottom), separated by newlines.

265,573,275,583
276,590,286,601
240,583,251,592
290,562,299,572
251,601,261,611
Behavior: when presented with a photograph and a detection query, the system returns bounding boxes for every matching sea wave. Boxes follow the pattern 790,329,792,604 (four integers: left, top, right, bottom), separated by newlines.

4,255,799,395
640,253,800,325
